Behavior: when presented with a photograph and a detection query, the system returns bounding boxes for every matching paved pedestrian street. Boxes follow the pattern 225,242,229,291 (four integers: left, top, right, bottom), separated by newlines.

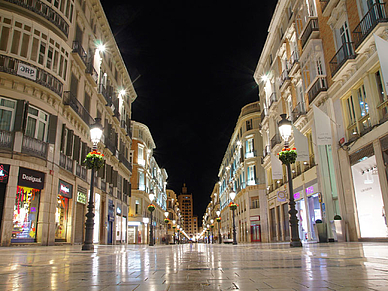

0,242,388,291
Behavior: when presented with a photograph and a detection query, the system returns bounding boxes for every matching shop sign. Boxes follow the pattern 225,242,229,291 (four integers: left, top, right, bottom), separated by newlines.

277,191,287,202
18,167,45,189
58,179,73,199
17,63,37,81
294,192,301,200
108,199,115,222
77,192,87,204
0,164,10,184
250,215,260,221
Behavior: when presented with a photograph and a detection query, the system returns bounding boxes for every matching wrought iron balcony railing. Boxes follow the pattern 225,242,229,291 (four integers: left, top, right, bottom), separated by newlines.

85,61,98,84
301,18,319,48
119,152,132,172
0,55,63,96
263,145,271,158
268,92,277,109
63,91,94,126
22,135,48,159
270,133,281,149
291,102,307,122
289,50,299,68
3,0,69,37
329,42,356,77
72,41,87,66
0,130,13,150
353,2,388,50
279,69,290,89
98,84,112,106
308,77,327,104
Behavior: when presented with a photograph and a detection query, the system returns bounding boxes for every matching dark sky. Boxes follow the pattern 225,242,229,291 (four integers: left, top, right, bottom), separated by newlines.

100,0,278,219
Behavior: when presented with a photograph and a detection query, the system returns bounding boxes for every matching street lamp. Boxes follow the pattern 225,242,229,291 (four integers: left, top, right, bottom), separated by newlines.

177,225,180,244
210,219,214,244
148,193,155,246
278,113,302,248
82,119,103,251
207,224,210,244
216,210,221,244
230,191,237,245
164,211,169,245
172,220,176,244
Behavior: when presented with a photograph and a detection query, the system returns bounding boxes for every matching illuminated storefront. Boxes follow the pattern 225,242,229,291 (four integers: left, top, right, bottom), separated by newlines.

0,164,10,240
116,204,122,243
55,180,73,242
13,168,45,243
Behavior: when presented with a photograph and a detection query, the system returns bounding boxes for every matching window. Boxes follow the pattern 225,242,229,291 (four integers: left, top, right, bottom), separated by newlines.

138,145,144,166
357,85,369,117
0,97,16,131
25,106,49,141
375,70,388,121
245,138,254,158
246,119,253,131
139,171,145,190
247,165,256,185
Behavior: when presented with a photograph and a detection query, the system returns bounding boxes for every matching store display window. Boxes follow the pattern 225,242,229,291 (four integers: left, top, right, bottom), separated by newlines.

12,186,40,242
55,195,69,241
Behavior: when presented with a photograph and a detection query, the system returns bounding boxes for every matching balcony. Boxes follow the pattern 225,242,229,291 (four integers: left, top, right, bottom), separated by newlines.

241,102,260,117
120,119,132,137
0,130,13,150
119,152,132,172
75,162,87,180
270,133,281,149
22,135,48,159
289,51,299,74
63,91,94,127
98,84,112,106
279,69,291,90
263,145,271,159
291,102,307,122
301,18,319,48
245,150,257,159
353,3,388,51
0,54,63,96
85,61,98,85
307,77,327,104
3,0,69,38
329,42,356,77
268,92,277,109
104,135,116,155
261,106,268,121
59,152,73,172
72,41,87,68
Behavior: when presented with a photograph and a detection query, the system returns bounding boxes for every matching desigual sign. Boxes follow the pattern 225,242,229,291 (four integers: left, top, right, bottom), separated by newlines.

58,179,73,199
17,63,37,81
18,167,45,189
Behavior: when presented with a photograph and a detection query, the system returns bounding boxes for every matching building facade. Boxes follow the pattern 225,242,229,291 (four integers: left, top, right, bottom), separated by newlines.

217,101,268,243
254,0,388,242
177,183,194,239
129,121,168,244
0,0,134,246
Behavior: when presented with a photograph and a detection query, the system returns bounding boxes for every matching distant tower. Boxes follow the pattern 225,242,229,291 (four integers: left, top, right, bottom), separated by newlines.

178,183,194,238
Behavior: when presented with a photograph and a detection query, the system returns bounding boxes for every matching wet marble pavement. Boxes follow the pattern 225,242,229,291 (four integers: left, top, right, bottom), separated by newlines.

0,242,388,290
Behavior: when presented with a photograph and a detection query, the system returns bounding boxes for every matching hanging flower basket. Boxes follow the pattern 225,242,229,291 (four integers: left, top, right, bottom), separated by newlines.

83,151,104,170
277,147,297,165
211,224,215,228
147,204,155,212
216,217,221,222
172,225,176,229
229,202,238,211
164,218,170,223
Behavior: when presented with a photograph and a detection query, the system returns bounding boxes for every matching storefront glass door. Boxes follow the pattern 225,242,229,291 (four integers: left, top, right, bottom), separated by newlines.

351,155,388,237
250,224,261,242
307,194,322,240
296,199,308,241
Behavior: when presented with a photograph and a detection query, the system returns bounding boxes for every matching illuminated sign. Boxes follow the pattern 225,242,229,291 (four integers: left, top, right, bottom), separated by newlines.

77,192,87,205
58,180,73,199
306,186,314,195
18,167,45,189
0,164,10,184
294,192,300,200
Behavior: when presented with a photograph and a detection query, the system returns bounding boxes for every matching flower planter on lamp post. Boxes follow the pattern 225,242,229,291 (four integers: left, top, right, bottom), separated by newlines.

229,191,238,246
278,114,302,248
216,211,221,244
164,211,169,245
82,119,103,251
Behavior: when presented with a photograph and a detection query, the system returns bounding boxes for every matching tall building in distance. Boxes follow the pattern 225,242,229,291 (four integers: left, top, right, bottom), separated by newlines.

178,183,194,238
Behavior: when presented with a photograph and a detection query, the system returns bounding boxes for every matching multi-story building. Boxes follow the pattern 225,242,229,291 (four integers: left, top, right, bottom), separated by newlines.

254,0,388,243
177,183,194,238
217,101,268,243
129,121,167,244
0,0,135,246
166,189,178,244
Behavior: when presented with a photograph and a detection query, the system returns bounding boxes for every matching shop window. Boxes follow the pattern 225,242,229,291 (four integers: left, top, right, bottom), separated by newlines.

55,195,69,240
13,186,40,242
25,106,49,141
0,97,16,131
375,70,388,122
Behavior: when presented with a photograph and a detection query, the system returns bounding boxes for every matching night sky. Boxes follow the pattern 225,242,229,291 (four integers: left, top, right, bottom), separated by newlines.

100,0,278,220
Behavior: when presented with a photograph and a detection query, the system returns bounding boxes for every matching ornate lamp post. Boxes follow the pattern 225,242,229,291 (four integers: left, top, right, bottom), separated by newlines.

216,210,221,244
210,219,214,244
148,193,155,246
229,191,237,245
177,225,180,244
82,119,103,251
172,220,176,244
278,114,302,247
207,224,210,244
164,211,169,245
